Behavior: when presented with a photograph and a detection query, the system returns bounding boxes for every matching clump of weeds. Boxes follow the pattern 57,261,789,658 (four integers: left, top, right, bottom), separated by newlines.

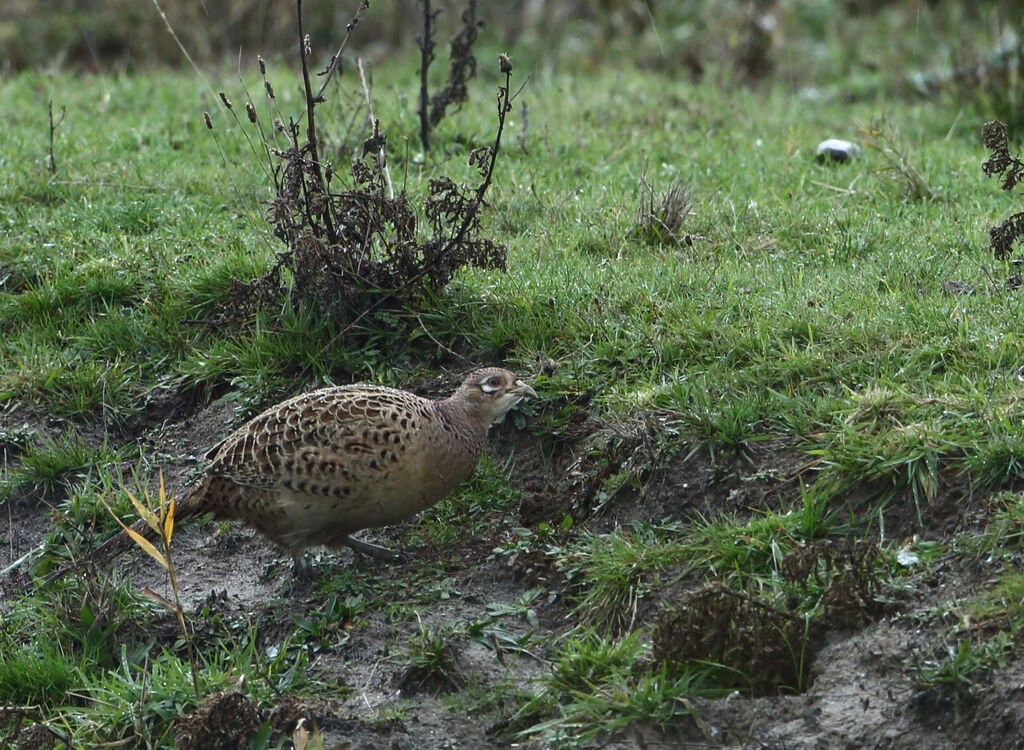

653,533,892,696
396,621,467,694
860,118,934,201
206,1,516,331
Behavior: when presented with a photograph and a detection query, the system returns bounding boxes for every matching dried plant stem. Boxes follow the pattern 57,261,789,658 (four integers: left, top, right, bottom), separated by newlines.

982,121,1024,261
447,65,513,249
518,100,529,152
149,0,215,97
358,58,394,200
202,119,272,252
47,100,65,174
314,0,370,103
428,0,480,127
164,542,200,701
105,476,201,701
219,84,275,185
418,0,437,151
296,0,337,243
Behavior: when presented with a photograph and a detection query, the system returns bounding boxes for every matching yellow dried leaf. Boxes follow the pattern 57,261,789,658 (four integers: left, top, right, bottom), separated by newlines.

126,489,160,535
102,497,167,569
125,526,169,570
164,493,175,544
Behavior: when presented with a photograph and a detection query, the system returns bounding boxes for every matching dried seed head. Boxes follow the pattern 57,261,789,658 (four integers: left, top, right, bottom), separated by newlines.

274,118,285,133
264,80,276,99
257,55,266,75
308,189,328,217
499,53,512,74
246,102,257,123
219,91,232,110
204,111,213,129
267,195,291,224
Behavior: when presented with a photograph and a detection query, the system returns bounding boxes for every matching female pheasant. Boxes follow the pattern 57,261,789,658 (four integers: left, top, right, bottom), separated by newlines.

49,368,535,580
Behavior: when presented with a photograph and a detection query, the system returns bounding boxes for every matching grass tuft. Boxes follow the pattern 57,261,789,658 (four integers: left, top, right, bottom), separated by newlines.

633,175,694,247
2,432,128,502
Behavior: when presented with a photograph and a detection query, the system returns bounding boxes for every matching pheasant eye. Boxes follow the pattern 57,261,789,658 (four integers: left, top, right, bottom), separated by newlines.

480,375,504,393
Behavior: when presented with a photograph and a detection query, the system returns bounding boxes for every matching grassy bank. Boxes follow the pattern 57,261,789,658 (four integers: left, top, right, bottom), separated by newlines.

3,22,1024,747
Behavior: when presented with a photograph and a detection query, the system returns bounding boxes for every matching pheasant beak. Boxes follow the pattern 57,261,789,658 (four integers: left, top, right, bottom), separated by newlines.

512,379,538,400
487,378,537,426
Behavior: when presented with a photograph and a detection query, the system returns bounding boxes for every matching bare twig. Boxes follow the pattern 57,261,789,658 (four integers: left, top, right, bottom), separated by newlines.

411,311,470,364
201,115,275,252
149,0,216,97
518,100,529,153
314,0,370,102
47,100,66,174
217,85,275,186
428,0,481,127
981,121,1024,261
446,54,514,249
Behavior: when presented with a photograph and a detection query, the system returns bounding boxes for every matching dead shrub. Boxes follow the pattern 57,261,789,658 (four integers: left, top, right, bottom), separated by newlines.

653,538,889,696
652,583,809,695
418,0,484,150
780,538,888,630
209,3,514,329
982,120,1024,264
175,691,263,750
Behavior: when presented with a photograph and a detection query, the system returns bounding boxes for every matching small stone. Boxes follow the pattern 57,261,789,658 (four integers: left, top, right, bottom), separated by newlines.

896,548,920,567
816,138,860,163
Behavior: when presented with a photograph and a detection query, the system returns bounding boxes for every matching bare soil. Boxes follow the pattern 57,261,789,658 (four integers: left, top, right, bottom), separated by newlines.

3,389,1023,749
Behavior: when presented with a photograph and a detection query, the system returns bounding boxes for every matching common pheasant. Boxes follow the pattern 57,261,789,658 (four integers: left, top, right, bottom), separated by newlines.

47,368,535,580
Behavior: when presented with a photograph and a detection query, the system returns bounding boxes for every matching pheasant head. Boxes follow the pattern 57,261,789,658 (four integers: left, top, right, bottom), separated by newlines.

452,368,537,427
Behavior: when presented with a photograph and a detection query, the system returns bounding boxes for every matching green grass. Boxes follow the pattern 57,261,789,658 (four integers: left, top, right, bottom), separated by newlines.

0,575,318,745
4,5,1024,746
399,621,467,693
514,631,718,748
4,65,1023,457
1,431,135,502
555,525,687,635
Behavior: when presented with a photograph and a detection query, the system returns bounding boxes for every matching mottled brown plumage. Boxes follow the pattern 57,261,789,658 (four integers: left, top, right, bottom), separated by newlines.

49,368,535,580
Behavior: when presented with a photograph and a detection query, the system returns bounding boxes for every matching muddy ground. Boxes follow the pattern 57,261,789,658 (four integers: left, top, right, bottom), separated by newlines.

2,387,1024,750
